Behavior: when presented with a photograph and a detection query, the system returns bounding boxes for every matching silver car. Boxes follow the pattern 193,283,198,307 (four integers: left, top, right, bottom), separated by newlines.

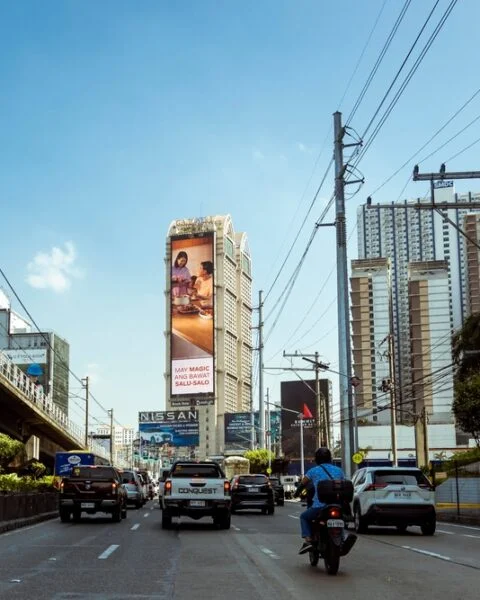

121,470,146,509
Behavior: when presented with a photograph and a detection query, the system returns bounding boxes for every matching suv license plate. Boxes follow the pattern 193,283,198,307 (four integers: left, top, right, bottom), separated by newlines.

327,519,345,528
81,502,95,509
394,492,412,498
248,486,259,492
190,500,205,507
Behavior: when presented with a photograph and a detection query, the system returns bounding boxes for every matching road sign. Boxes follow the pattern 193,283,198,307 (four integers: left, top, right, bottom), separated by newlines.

352,452,363,464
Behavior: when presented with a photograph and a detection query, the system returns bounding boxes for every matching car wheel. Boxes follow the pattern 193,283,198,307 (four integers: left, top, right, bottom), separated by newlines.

162,512,172,529
72,509,81,523
112,507,122,522
121,506,127,519
396,525,407,533
354,505,367,534
59,508,70,523
230,506,236,514
135,501,142,509
277,500,284,506
267,505,275,515
421,521,436,536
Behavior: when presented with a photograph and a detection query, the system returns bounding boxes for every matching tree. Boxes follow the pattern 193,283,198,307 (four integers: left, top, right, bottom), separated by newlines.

452,313,480,381
0,433,25,473
453,374,480,447
243,449,274,473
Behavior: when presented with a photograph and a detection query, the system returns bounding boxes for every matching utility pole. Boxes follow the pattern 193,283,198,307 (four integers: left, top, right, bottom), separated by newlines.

334,111,361,478
386,333,398,466
81,376,89,449
266,387,272,474
283,352,330,450
108,408,114,465
414,407,429,469
258,290,265,449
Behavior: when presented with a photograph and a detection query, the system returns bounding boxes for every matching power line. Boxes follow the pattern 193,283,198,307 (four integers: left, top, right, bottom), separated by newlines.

0,264,127,430
346,0,413,126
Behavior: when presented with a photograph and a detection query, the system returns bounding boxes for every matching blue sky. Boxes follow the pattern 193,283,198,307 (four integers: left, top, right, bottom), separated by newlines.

1,0,479,433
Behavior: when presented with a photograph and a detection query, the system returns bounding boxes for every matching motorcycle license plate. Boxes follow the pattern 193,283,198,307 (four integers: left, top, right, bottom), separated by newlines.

81,502,95,509
190,500,205,507
327,519,344,528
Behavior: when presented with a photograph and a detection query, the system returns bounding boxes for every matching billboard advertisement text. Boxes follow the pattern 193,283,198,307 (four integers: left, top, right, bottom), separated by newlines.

139,410,199,448
280,380,330,459
224,411,281,445
170,233,215,397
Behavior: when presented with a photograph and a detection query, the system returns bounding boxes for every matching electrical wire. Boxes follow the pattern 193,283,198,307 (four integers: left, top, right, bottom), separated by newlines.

0,264,128,429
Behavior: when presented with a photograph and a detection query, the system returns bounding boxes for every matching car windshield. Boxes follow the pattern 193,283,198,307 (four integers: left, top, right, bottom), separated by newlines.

373,470,431,486
70,467,117,479
171,464,222,478
239,476,268,485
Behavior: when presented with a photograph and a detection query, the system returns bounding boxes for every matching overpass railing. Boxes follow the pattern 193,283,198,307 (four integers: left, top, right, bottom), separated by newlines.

0,352,109,461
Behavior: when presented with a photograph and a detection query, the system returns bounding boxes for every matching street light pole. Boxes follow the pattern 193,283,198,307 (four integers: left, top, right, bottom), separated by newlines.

81,376,89,449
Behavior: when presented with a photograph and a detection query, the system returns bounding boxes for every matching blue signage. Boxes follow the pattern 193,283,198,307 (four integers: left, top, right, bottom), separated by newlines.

139,420,199,448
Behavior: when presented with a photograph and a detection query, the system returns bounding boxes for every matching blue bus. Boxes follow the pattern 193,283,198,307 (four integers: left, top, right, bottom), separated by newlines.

54,450,110,479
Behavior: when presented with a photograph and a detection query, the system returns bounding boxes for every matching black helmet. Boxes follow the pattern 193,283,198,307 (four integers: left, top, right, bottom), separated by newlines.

315,447,332,465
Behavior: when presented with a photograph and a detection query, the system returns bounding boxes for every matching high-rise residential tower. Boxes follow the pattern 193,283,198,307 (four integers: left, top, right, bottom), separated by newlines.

165,215,253,458
356,184,480,422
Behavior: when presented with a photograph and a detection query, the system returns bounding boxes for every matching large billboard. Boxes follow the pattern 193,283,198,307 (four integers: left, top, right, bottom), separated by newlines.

224,411,281,446
138,410,199,448
170,233,215,398
280,380,330,460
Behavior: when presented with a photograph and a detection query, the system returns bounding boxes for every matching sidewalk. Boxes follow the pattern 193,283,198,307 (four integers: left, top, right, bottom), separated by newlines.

0,511,58,535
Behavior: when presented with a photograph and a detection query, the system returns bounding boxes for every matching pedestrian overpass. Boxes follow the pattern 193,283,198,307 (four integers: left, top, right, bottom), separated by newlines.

0,351,109,469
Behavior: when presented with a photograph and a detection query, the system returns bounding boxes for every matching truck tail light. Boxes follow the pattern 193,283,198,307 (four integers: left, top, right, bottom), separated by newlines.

165,480,172,496
224,481,231,494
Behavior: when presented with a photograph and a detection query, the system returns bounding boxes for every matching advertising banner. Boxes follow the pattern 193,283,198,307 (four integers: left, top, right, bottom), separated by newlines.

170,233,215,397
281,380,328,459
138,410,199,447
224,411,281,445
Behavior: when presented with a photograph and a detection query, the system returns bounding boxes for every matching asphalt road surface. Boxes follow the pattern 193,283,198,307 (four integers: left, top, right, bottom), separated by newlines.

0,499,479,599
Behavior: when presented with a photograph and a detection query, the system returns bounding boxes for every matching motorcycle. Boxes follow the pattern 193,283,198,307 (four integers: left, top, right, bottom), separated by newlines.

306,503,357,575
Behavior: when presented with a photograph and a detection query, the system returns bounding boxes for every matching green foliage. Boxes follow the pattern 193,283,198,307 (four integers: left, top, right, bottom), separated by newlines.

453,373,480,447
452,314,480,381
0,473,57,492
358,446,373,460
0,433,25,473
243,449,275,474
27,461,47,480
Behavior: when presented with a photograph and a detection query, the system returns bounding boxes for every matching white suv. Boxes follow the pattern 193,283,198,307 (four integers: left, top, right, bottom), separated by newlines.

351,467,436,535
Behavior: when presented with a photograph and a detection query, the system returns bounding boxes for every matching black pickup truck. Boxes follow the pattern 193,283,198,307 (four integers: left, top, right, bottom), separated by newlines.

59,465,128,523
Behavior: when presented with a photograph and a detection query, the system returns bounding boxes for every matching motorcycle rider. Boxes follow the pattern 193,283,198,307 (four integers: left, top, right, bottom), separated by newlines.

295,446,346,554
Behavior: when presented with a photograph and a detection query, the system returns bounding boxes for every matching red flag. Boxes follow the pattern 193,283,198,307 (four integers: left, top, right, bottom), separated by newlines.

302,403,313,419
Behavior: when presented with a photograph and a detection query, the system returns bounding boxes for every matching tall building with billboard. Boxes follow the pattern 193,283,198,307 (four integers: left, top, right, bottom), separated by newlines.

165,215,253,458
0,300,70,414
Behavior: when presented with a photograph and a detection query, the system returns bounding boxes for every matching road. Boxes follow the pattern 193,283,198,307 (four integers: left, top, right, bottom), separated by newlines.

0,499,479,599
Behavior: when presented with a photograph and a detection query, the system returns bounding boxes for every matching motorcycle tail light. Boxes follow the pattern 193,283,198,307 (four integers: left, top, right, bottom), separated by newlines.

329,507,341,518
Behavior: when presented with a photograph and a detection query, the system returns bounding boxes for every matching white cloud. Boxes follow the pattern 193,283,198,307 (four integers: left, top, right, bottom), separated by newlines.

296,142,314,154
26,241,82,293
252,149,265,161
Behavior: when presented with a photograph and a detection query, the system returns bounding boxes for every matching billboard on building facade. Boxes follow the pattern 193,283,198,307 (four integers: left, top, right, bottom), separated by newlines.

170,233,215,397
281,380,325,459
224,411,281,445
138,410,199,447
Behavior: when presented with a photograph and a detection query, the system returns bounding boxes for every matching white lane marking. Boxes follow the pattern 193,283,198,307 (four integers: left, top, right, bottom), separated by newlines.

150,506,154,510
464,534,480,539
143,513,150,518
437,529,454,535
441,523,480,532
402,546,451,562
288,515,299,520
233,526,241,531
131,524,140,531
98,544,120,560
260,547,280,560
